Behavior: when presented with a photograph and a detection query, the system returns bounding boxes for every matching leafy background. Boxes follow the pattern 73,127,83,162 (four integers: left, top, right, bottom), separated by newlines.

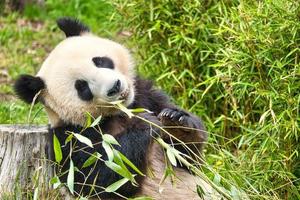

0,0,299,199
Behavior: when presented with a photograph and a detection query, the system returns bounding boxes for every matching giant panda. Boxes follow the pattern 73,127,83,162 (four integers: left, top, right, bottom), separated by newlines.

14,18,210,199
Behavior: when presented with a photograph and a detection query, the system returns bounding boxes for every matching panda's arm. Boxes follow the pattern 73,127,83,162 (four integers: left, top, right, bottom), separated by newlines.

157,108,207,163
50,114,159,198
133,77,207,162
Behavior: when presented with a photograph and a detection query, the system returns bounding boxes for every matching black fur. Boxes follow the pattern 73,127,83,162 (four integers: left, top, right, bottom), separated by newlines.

128,77,173,115
158,108,198,128
50,113,160,198
50,77,206,198
159,107,207,163
75,80,94,101
92,56,115,69
12,18,205,199
131,78,207,165
107,80,121,97
14,74,45,103
57,17,90,37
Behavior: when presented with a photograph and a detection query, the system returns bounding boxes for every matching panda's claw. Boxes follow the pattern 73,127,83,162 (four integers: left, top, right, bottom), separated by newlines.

179,116,184,122
158,111,167,119
160,112,165,117
159,108,191,127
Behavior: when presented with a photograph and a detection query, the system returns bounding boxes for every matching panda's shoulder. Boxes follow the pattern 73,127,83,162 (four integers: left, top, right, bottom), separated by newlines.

134,76,154,92
131,76,171,114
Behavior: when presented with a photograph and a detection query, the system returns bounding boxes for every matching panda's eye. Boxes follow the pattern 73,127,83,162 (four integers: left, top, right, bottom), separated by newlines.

92,56,114,69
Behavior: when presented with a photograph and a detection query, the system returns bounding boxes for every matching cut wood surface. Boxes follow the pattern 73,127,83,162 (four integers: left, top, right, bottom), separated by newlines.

0,125,52,194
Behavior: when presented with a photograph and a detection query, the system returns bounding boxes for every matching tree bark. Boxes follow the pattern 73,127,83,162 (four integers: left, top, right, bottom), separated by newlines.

0,125,52,195
0,125,225,199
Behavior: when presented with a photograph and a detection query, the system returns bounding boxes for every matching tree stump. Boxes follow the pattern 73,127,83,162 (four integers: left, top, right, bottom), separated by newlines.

0,125,52,196
0,125,224,199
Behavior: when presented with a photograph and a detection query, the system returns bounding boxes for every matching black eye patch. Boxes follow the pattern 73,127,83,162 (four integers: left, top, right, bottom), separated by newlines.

75,80,93,101
92,56,114,69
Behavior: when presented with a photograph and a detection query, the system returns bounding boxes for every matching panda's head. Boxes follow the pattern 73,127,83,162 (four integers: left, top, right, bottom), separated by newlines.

14,18,135,127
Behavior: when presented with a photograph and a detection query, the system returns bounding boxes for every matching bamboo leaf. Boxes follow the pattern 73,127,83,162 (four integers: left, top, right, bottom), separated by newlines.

53,134,62,164
102,141,114,161
105,161,134,182
196,185,205,199
105,177,129,193
116,103,134,118
118,150,145,176
103,134,120,145
82,152,102,168
33,187,39,200
65,134,73,145
166,148,177,166
84,112,92,128
91,115,102,127
67,160,74,194
213,173,221,185
50,176,61,189
130,108,152,113
74,133,93,148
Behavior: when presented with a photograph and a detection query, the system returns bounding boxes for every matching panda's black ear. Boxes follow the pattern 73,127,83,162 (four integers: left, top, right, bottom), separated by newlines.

57,17,90,37
14,75,45,104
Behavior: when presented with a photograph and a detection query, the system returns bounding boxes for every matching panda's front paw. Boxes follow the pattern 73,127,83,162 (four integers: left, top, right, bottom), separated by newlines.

158,108,192,127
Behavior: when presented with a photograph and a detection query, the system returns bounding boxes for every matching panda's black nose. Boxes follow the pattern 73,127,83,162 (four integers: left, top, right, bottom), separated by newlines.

107,80,121,97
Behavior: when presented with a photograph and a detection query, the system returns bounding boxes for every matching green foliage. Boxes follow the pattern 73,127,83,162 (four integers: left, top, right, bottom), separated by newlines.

0,101,47,124
105,177,129,193
0,1,124,198
0,0,121,125
82,152,102,168
67,160,75,194
51,114,146,198
1,0,299,199
53,134,63,164
23,0,121,36
114,0,300,199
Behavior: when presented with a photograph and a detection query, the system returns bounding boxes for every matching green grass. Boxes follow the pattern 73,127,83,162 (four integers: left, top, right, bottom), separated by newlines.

0,0,299,199
0,0,121,124
113,0,300,199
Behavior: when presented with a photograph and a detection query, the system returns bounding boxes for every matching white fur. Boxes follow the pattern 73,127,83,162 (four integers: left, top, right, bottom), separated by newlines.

136,143,221,200
36,33,220,199
36,34,135,127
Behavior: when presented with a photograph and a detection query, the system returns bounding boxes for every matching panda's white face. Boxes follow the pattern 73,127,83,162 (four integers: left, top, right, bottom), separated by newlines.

37,34,135,126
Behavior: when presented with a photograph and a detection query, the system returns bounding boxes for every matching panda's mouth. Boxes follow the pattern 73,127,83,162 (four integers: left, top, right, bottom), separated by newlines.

94,87,130,104
119,89,129,100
